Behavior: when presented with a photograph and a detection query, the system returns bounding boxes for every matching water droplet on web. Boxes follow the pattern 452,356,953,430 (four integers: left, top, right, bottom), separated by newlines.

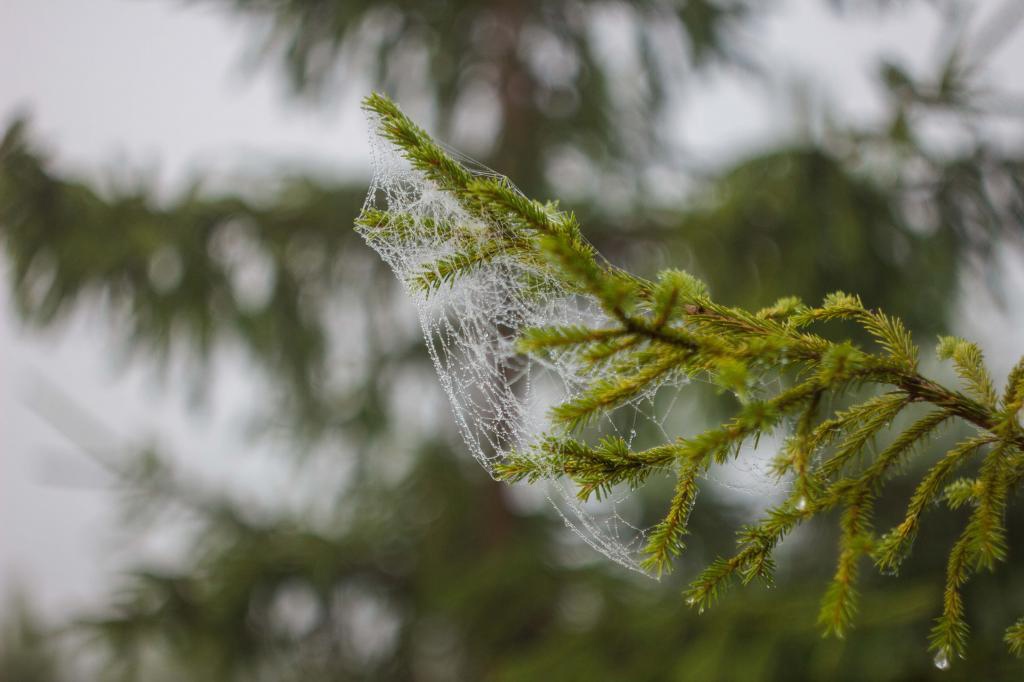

933,649,950,670
796,496,808,512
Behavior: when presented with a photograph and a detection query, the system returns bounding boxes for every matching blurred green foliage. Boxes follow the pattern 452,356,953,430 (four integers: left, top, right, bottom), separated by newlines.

0,120,367,422
196,0,746,187
0,595,64,682
2,0,1024,679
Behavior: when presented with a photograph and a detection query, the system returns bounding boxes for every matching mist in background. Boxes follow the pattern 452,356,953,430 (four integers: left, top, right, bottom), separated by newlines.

2,1,1024,680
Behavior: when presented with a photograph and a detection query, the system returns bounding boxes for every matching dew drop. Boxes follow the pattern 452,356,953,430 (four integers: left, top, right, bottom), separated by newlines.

933,649,950,671
685,597,696,607
796,496,808,512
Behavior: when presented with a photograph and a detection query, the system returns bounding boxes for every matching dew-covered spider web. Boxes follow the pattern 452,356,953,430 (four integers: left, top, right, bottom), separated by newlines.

357,111,782,576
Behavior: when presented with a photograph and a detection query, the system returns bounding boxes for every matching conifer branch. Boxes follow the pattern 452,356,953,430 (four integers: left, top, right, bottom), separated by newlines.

358,93,1024,659
938,336,999,409
641,460,703,578
1007,617,1024,657
875,435,994,573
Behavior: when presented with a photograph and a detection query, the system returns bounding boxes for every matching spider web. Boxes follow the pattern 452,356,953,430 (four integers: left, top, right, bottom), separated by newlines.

357,112,782,575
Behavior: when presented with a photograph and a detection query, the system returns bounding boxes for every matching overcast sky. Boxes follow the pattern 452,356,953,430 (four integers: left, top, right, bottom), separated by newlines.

2,0,1022,620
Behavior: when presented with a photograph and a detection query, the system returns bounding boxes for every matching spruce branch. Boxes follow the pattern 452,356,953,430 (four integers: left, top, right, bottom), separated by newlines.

1007,617,1024,657
640,460,703,577
874,435,993,573
938,336,999,409
358,93,1024,660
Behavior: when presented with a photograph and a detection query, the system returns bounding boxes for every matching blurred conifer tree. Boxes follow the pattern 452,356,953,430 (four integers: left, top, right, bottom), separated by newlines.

1,1,1023,679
